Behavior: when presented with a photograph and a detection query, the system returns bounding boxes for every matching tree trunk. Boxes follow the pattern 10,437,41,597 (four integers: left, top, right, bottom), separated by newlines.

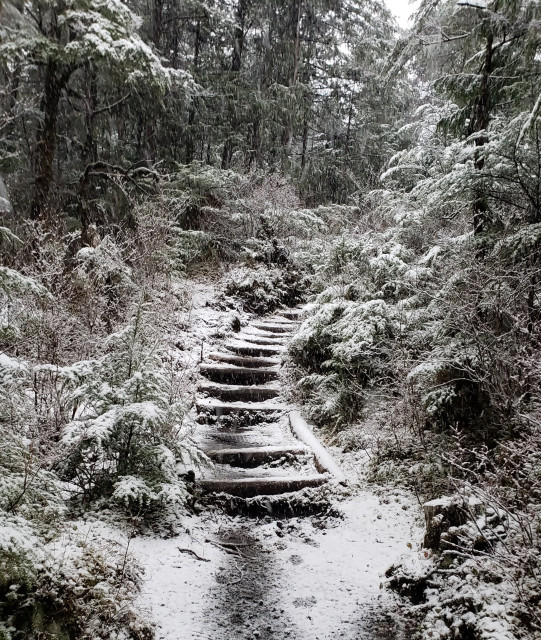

82,64,98,165
30,61,66,221
300,108,308,171
152,0,164,50
470,33,494,236
185,20,201,164
221,0,247,169
280,0,302,162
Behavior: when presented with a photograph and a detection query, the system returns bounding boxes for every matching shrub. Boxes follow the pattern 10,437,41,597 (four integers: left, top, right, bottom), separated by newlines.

224,264,310,315
58,304,205,520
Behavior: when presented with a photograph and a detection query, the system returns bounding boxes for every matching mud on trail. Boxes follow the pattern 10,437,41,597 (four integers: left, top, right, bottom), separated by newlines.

130,277,423,639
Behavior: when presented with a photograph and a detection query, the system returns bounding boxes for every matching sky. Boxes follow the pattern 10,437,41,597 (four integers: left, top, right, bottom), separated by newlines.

384,0,420,28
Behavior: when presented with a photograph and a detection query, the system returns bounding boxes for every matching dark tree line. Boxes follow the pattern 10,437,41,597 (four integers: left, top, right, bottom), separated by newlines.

0,0,404,237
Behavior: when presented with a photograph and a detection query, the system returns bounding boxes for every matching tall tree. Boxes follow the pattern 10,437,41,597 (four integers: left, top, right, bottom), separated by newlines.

0,0,188,220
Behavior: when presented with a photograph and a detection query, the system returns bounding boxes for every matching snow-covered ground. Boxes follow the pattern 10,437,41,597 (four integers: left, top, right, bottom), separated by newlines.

132,487,422,640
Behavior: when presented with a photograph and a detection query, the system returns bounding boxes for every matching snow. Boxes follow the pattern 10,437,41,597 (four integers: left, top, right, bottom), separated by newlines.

0,266,50,297
0,352,27,371
0,514,41,557
132,489,423,640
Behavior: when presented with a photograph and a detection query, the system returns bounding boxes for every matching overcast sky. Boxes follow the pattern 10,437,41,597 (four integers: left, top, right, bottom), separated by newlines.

384,0,420,28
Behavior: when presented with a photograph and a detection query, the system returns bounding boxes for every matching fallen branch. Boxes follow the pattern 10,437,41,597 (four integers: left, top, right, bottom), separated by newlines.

177,547,210,562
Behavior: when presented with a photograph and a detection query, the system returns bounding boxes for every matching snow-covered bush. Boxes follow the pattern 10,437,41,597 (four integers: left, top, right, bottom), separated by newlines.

73,236,136,306
169,166,339,266
0,520,152,640
58,304,204,520
224,264,310,315
289,293,400,427
387,427,541,639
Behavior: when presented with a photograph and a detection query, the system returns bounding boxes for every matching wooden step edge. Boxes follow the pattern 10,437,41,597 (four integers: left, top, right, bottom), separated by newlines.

199,474,328,497
289,411,347,485
200,363,279,376
254,324,293,335
228,339,285,349
243,328,289,338
226,344,285,356
236,334,286,345
226,343,285,354
206,445,312,465
199,383,281,401
276,310,303,320
196,400,287,414
252,316,300,329
207,353,280,368
253,319,295,324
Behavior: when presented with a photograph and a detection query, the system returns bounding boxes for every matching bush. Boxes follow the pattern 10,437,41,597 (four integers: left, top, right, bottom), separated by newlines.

0,518,152,640
224,264,310,315
58,304,205,520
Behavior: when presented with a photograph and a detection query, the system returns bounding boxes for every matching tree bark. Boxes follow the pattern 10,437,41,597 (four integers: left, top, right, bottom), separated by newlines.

82,63,98,165
30,61,65,220
470,33,494,236
152,0,164,50
185,20,201,164
280,0,302,167
221,0,247,169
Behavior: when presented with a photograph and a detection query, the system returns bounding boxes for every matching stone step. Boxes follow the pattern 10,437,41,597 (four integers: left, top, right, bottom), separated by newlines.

200,363,279,385
207,352,280,368
205,445,311,466
226,340,284,357
196,399,286,415
199,474,328,497
200,382,280,402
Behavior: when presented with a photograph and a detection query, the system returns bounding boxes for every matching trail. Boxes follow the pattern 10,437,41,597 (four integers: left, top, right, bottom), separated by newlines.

133,490,421,640
131,278,423,639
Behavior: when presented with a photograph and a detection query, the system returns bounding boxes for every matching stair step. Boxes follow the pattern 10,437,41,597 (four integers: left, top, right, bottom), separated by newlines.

252,323,295,334
199,429,283,448
200,363,278,385
207,352,280,368
199,474,328,497
277,309,303,320
236,334,285,346
196,400,286,415
206,445,311,466
243,327,286,339
226,341,284,357
200,382,280,402
265,315,298,323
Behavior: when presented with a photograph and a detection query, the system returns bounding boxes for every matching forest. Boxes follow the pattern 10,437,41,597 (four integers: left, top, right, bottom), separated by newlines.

0,0,540,638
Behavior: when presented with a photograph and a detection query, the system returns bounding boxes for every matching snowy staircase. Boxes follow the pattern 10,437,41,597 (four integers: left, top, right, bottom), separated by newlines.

195,307,345,498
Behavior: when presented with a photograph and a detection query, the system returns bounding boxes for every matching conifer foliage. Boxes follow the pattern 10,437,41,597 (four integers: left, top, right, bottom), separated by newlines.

1,0,541,638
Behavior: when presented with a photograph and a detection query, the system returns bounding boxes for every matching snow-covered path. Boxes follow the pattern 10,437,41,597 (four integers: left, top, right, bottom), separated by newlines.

132,488,422,640
129,276,423,639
